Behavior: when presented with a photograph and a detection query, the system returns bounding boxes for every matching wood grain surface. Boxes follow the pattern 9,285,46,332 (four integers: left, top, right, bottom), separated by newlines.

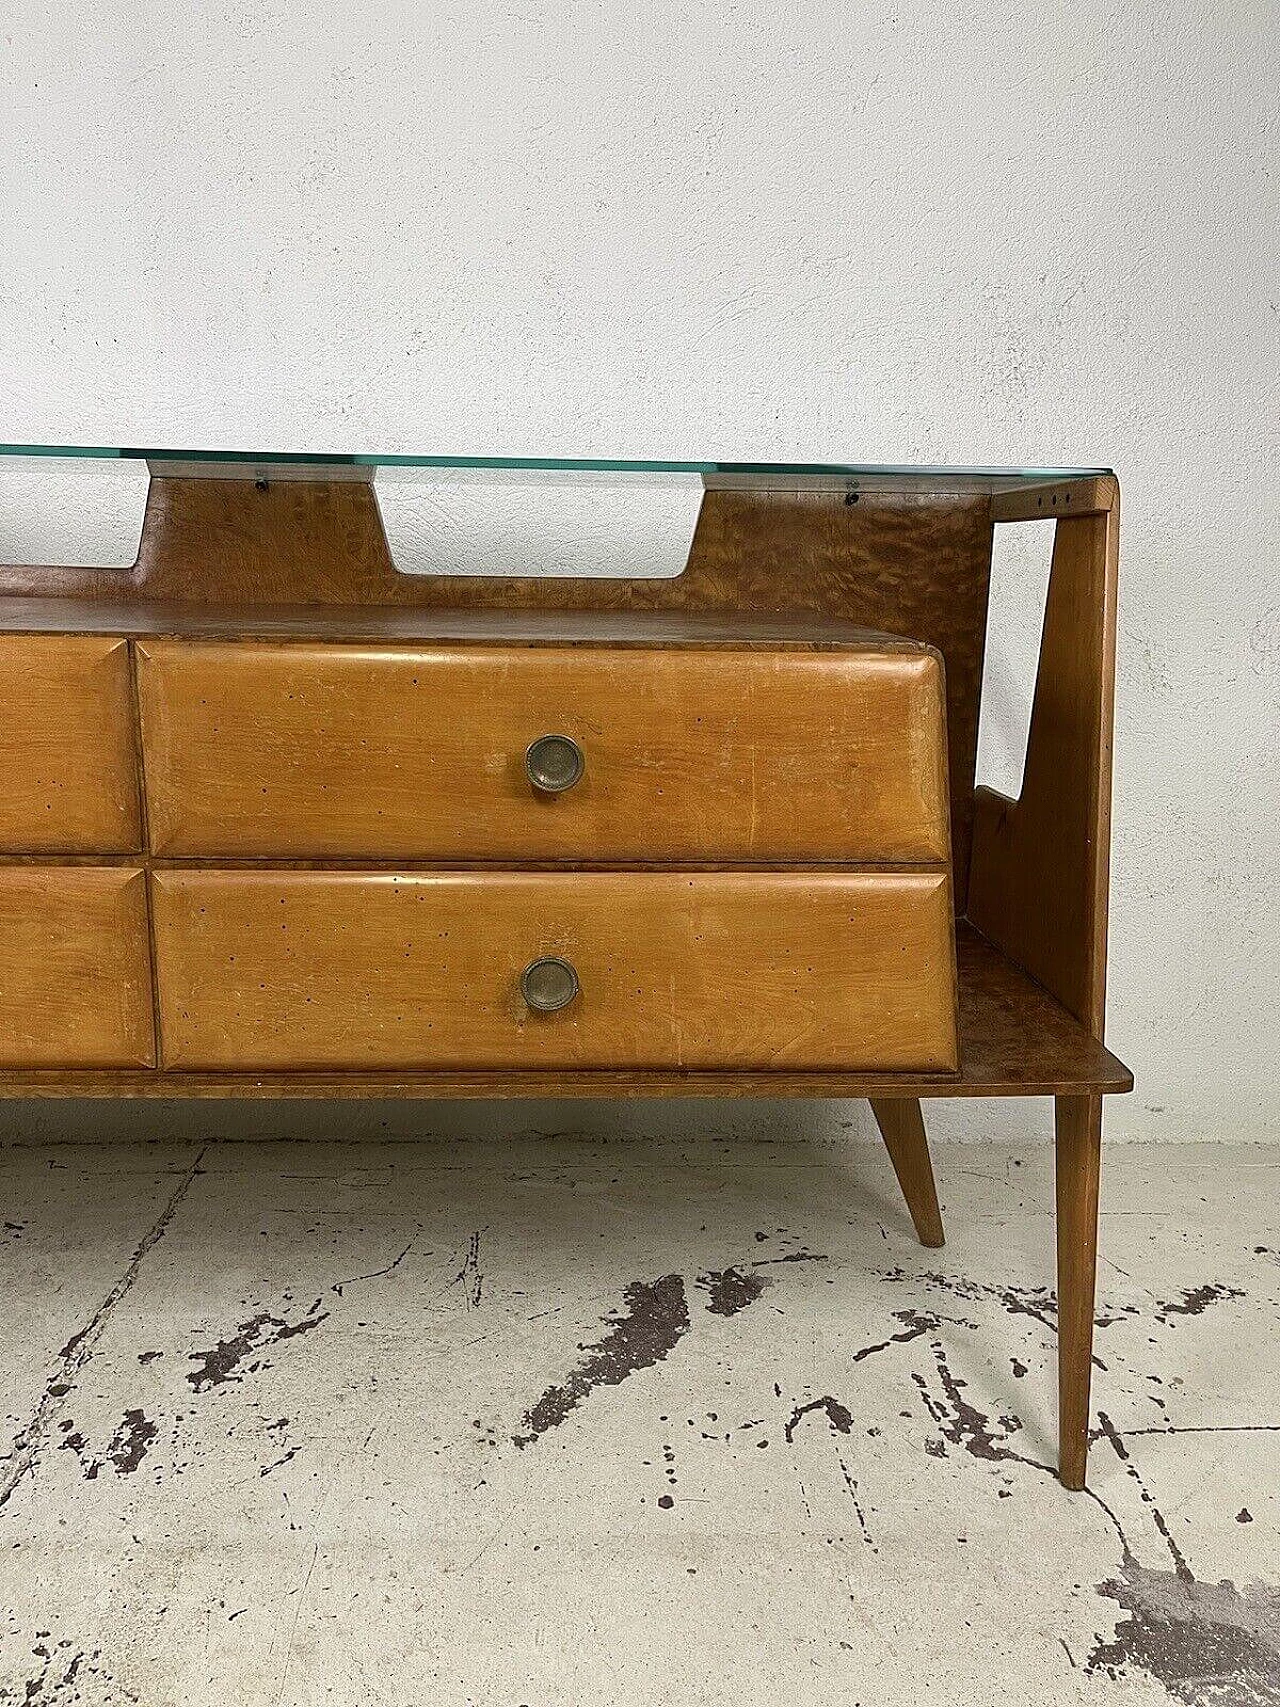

136,640,951,863
0,636,140,853
0,866,154,1066
150,868,958,1073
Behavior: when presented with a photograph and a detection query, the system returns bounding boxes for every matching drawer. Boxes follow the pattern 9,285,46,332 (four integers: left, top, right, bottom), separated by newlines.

0,867,155,1067
151,869,958,1072
136,642,950,862
0,636,141,852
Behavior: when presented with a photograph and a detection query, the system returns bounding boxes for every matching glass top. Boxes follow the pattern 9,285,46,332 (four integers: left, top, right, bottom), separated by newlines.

0,442,1109,493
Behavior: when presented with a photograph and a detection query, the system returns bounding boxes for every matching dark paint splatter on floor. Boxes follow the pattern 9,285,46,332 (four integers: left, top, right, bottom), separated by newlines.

661,1441,678,1487
696,1265,769,1317
256,1414,299,1478
331,1227,421,1296
9,1636,141,1704
911,1339,1047,1473
56,1409,158,1480
259,1445,300,1478
881,1267,1062,1335
1153,1283,1246,1323
881,1266,1245,1357
878,1305,1280,1706
102,1408,158,1476
454,1230,484,1310
56,1422,88,1459
513,1247,831,1445
783,1395,854,1443
752,1249,829,1269
514,1274,690,1447
836,1454,876,1549
186,1300,328,1392
851,1308,941,1364
1088,1558,1280,1706
696,1248,827,1316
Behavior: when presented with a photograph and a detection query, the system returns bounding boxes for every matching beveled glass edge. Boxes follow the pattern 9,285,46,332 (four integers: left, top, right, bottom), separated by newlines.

0,442,1112,493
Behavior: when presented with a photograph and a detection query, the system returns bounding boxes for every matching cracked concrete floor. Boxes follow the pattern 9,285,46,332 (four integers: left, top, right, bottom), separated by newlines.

0,1130,1276,1707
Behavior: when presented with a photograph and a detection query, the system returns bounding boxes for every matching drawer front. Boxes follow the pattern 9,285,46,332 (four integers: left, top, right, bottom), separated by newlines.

136,642,949,862
0,867,155,1067
0,637,141,852
151,870,957,1072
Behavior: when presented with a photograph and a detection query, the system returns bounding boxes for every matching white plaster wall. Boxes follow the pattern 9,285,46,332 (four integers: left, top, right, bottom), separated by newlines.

0,1,1276,1141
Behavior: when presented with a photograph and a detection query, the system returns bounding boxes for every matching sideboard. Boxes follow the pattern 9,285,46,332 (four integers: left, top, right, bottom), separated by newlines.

0,447,1131,1487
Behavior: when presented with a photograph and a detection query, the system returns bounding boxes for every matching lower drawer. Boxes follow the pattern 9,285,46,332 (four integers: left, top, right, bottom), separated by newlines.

151,870,958,1072
0,867,155,1067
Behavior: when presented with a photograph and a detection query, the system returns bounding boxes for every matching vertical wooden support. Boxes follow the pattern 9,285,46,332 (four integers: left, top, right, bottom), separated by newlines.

970,481,1120,1487
968,490,1120,1028
1055,1094,1103,1490
870,1099,945,1248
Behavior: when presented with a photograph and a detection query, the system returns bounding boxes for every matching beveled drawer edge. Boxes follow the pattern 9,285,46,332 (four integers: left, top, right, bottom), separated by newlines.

0,862,157,1069
0,633,143,856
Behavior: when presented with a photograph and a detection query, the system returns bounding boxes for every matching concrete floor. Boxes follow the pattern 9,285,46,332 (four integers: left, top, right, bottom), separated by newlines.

0,1127,1276,1707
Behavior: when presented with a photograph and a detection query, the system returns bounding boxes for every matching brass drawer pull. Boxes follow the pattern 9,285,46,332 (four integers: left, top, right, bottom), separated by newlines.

521,956,580,1013
525,733,584,794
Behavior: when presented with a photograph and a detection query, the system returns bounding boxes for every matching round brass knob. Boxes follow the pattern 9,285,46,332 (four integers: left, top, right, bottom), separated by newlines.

525,733,584,794
521,956,580,1013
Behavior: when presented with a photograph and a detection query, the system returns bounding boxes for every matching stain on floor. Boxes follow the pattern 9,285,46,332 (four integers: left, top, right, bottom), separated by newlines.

57,1407,159,1480
0,1133,1275,1706
1089,1558,1280,1706
514,1271,691,1446
185,1300,329,1393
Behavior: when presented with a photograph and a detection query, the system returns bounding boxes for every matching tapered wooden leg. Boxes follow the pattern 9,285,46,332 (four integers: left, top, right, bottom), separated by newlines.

869,1098,945,1248
1056,1093,1103,1489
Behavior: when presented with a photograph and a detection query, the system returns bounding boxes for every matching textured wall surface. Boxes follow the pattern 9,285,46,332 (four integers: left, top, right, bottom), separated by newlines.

1,1,1277,1140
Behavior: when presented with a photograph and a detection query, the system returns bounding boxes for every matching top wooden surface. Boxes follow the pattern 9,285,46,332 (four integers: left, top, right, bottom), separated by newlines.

0,596,938,652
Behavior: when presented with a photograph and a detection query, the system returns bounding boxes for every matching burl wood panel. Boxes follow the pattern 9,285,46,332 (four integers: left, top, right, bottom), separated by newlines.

0,636,140,853
0,479,993,898
151,869,958,1073
136,640,950,863
0,867,154,1067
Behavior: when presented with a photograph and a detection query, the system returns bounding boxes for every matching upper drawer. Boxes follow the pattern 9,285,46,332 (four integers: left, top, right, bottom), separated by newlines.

0,636,141,853
136,641,949,862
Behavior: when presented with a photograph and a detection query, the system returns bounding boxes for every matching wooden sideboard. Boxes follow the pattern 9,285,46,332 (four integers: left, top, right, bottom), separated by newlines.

0,454,1131,1487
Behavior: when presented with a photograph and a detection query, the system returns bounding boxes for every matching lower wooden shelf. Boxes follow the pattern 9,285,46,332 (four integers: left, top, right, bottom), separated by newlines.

0,923,1130,1100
